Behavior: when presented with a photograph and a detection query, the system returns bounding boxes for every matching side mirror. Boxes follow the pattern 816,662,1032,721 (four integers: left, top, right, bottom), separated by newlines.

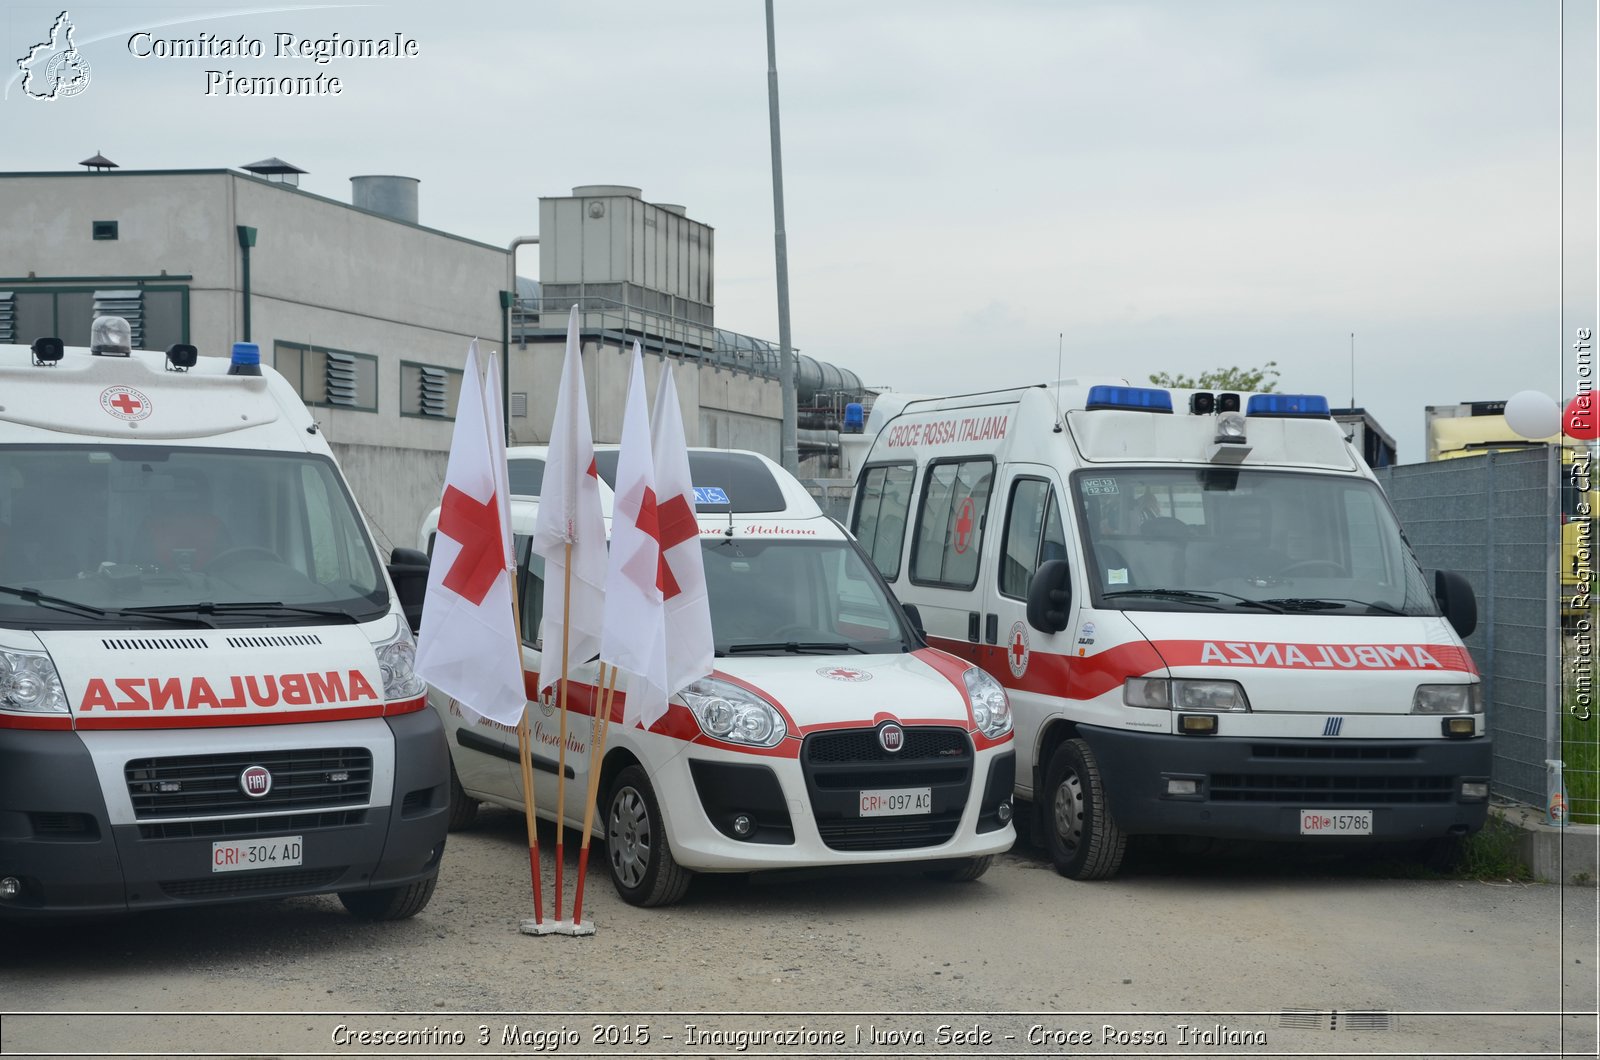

388,547,431,635
1026,559,1073,634
901,602,926,641
1434,569,1477,639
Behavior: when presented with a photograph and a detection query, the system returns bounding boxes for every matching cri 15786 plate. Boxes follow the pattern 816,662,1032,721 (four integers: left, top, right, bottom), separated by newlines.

1299,810,1372,836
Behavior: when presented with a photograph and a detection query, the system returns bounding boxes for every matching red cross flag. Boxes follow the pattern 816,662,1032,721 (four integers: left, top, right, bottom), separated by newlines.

532,306,607,692
602,344,669,731
413,340,527,725
650,361,714,695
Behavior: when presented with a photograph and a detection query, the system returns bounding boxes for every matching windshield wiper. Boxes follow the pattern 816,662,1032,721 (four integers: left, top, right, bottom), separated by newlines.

0,584,212,626
118,601,361,623
1101,588,1227,610
1261,597,1408,616
0,583,110,619
721,640,866,656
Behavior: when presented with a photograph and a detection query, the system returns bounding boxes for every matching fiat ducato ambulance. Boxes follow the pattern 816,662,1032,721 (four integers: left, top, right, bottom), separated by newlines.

848,383,1488,879
421,446,1015,906
0,319,448,919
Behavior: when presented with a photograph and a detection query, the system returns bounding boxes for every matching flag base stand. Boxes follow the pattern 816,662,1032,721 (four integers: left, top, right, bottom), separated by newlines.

519,918,595,937
517,918,561,936
554,918,597,937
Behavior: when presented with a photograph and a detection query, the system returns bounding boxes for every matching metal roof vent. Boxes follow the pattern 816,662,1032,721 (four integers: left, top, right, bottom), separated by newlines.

241,157,306,187
79,152,118,172
351,175,419,224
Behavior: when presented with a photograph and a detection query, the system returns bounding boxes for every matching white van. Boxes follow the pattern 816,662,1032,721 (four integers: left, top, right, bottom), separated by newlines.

0,321,448,920
848,383,1489,879
421,446,1016,906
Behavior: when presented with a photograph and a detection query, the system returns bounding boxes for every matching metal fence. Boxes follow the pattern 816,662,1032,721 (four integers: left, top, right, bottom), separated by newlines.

1376,448,1561,808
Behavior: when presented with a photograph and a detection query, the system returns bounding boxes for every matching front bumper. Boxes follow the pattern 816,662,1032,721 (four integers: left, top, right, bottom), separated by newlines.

648,730,1015,872
1080,724,1492,841
0,711,449,919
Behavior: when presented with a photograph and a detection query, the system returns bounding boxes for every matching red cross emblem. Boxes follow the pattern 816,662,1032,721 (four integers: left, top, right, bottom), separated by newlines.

953,497,975,554
437,485,504,606
1007,621,1030,678
99,385,152,421
817,666,872,682
654,492,699,599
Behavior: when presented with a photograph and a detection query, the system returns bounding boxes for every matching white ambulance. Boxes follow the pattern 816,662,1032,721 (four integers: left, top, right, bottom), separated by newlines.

848,383,1488,879
0,318,448,920
421,446,1016,906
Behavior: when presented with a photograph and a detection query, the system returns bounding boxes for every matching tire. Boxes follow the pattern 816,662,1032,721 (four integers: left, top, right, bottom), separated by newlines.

604,765,693,907
1042,738,1126,880
446,758,479,832
924,855,994,882
338,875,437,920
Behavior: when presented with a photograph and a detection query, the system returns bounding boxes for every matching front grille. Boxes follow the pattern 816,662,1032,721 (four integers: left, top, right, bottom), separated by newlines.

125,748,372,819
1252,743,1420,761
139,810,366,840
160,867,344,899
803,726,973,851
807,728,969,764
1210,772,1454,804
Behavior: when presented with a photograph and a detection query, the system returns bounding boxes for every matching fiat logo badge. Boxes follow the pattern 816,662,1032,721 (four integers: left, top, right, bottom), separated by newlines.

239,765,272,799
878,723,904,754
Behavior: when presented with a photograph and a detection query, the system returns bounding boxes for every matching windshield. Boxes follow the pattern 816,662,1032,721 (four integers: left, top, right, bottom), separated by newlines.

1073,467,1437,616
0,445,388,629
704,537,915,655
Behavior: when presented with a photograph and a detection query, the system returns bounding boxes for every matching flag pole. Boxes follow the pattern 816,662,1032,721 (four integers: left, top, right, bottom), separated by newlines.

570,662,619,932
553,539,574,924
515,711,546,930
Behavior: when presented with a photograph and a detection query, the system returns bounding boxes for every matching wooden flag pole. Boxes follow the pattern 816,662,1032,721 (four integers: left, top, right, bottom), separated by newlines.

553,539,574,923
570,662,620,929
516,711,544,926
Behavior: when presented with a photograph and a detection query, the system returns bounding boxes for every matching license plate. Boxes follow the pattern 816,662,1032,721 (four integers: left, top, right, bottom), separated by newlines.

859,787,932,817
212,835,303,873
1299,810,1372,835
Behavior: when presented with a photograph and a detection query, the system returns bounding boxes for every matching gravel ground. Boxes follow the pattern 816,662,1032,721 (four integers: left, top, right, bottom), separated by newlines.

3,805,1596,1058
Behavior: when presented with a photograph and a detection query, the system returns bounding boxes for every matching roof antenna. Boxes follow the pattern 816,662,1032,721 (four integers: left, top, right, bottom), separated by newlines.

1053,331,1065,432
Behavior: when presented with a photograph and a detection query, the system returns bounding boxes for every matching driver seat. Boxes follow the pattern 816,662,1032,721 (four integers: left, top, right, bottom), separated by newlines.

139,511,229,570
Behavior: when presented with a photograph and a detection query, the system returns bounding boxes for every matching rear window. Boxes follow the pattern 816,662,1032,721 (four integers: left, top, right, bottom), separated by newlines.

592,450,786,513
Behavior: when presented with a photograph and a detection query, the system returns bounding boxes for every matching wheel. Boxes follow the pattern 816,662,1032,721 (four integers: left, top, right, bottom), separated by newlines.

1277,559,1345,577
1042,738,1126,880
604,765,692,907
447,758,479,831
338,875,437,920
924,855,994,882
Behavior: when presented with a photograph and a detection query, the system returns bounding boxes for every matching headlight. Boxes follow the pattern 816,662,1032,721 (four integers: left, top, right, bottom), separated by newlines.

1124,677,1250,712
963,666,1012,738
375,621,427,700
680,677,786,748
1412,683,1482,715
0,647,69,714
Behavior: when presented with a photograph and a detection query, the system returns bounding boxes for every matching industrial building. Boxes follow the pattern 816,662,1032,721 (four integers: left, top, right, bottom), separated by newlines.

0,164,869,548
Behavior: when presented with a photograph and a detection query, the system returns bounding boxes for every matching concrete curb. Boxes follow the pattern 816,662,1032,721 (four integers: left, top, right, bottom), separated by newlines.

1499,803,1600,885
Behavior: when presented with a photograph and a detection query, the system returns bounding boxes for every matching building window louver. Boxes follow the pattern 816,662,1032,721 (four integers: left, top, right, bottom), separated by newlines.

0,292,14,344
419,366,447,416
325,351,358,407
93,289,144,348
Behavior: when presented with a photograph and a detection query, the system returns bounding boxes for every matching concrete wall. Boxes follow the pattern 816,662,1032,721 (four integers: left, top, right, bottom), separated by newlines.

505,335,781,458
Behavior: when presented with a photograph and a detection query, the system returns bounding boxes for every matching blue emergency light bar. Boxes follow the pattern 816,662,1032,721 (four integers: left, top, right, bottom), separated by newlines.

1085,385,1174,413
228,341,262,377
1245,394,1331,419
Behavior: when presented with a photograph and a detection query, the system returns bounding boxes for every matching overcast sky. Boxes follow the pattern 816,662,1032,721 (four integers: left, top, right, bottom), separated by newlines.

3,0,1595,462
